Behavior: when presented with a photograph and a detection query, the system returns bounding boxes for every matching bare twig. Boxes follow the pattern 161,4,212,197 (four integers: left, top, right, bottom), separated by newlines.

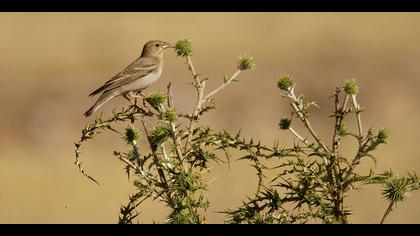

288,127,310,146
204,69,242,100
351,94,363,137
284,86,330,153
115,153,139,173
113,151,157,184
187,56,199,81
290,102,330,154
184,56,206,153
167,82,174,107
341,94,350,113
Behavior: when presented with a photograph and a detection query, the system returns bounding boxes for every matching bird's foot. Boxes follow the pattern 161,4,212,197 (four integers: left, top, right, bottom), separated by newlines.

123,93,140,108
130,91,149,107
125,91,150,108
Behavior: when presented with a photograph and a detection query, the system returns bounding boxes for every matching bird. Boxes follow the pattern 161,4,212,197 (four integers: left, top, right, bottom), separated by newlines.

84,40,173,117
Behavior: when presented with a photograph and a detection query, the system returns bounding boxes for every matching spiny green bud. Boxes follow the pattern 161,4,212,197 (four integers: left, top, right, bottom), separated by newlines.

164,108,178,122
344,79,359,95
338,123,349,136
277,75,294,91
238,55,255,71
279,118,292,130
146,91,167,108
150,125,169,146
123,126,140,144
377,127,390,143
383,178,409,202
175,39,193,57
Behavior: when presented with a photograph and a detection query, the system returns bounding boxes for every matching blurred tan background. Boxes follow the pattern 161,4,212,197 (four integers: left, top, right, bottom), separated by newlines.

1,13,420,223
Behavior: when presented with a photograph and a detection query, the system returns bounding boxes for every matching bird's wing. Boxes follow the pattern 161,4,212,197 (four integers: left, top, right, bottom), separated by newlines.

89,56,160,96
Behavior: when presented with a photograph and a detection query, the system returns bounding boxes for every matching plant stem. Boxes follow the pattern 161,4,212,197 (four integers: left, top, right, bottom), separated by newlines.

170,121,183,156
289,99,337,210
288,127,310,146
130,139,143,169
380,201,394,224
204,69,242,100
114,151,155,183
187,56,198,80
116,153,139,172
332,88,345,154
342,141,368,186
140,119,168,187
330,87,347,222
184,56,206,153
160,143,172,169
287,86,348,222
286,86,330,153
331,89,350,174
351,94,363,137
158,86,184,167
290,102,330,153
341,94,350,112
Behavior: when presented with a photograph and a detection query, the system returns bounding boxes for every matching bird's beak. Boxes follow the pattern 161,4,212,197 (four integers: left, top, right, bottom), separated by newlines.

162,42,173,49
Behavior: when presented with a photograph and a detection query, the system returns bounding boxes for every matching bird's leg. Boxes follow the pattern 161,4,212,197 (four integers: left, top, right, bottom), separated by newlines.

123,93,133,104
132,92,138,106
129,91,147,99
139,91,148,107
129,91,149,107
123,92,141,109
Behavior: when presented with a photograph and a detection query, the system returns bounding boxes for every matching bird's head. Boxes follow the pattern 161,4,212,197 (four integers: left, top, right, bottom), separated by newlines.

141,40,173,57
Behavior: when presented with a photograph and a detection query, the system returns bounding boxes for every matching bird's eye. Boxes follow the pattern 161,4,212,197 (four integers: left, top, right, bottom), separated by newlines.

155,44,160,47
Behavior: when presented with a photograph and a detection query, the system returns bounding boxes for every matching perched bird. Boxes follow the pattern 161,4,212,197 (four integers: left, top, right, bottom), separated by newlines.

84,40,173,117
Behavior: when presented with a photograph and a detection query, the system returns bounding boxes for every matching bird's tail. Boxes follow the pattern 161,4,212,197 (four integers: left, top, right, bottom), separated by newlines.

84,90,118,117
84,106,96,117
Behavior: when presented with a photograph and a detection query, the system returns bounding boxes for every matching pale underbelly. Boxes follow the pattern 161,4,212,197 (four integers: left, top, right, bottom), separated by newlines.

119,72,161,93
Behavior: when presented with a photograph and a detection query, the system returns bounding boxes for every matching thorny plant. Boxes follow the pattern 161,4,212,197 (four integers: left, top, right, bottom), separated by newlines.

74,40,419,224
223,77,420,224
74,39,254,223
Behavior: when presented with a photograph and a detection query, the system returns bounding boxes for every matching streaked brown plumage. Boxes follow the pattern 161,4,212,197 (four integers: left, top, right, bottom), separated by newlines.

84,40,172,117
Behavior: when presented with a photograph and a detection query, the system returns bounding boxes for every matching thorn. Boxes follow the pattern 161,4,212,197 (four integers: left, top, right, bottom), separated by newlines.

208,173,221,184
